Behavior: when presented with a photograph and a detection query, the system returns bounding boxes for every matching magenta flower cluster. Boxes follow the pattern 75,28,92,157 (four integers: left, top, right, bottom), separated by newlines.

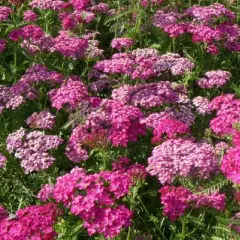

160,186,226,221
0,6,11,21
0,203,60,239
6,128,63,173
50,164,146,238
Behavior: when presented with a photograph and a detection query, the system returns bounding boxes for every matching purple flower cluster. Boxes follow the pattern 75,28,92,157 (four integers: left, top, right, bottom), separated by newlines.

11,64,63,98
48,76,89,110
0,153,7,168
0,7,11,22
51,165,145,238
0,85,25,114
197,70,231,89
6,128,63,173
112,82,179,109
26,110,56,129
160,186,226,221
151,119,190,143
0,203,60,239
147,138,218,184
111,38,134,51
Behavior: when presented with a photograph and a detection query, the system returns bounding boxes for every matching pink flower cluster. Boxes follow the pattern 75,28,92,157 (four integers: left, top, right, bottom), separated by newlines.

141,0,163,7
0,153,7,168
23,10,37,22
147,138,218,184
48,76,89,110
192,96,211,115
0,203,60,239
53,31,88,59
37,183,54,201
209,95,240,136
26,110,56,129
112,82,179,109
153,3,240,53
66,100,146,162
160,186,226,221
0,39,7,53
197,70,231,89
6,128,63,173
51,165,145,238
185,3,235,24
151,118,190,143
93,49,194,81
9,25,44,42
111,38,134,51
29,0,66,11
11,64,63,98
0,7,11,22
0,85,25,114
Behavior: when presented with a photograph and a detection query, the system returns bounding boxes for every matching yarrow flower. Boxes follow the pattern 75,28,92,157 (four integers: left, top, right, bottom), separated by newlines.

0,85,25,114
111,38,134,51
26,110,56,129
147,138,218,184
141,0,163,7
23,10,37,22
221,146,240,184
6,128,63,173
0,153,7,168
37,184,54,201
48,76,89,110
0,7,11,22
197,70,231,89
209,95,240,136
151,119,190,143
160,186,226,221
11,64,63,98
112,82,179,109
66,100,146,162
192,96,211,115
29,0,66,10
52,164,145,238
0,40,7,53
53,31,88,59
0,203,60,239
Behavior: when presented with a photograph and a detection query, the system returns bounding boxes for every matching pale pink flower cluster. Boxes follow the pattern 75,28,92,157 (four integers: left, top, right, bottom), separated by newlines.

26,110,56,129
197,70,231,89
6,128,63,173
192,96,211,115
0,153,7,168
29,0,66,11
147,138,218,184
111,38,135,51
0,85,25,114
112,82,179,109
